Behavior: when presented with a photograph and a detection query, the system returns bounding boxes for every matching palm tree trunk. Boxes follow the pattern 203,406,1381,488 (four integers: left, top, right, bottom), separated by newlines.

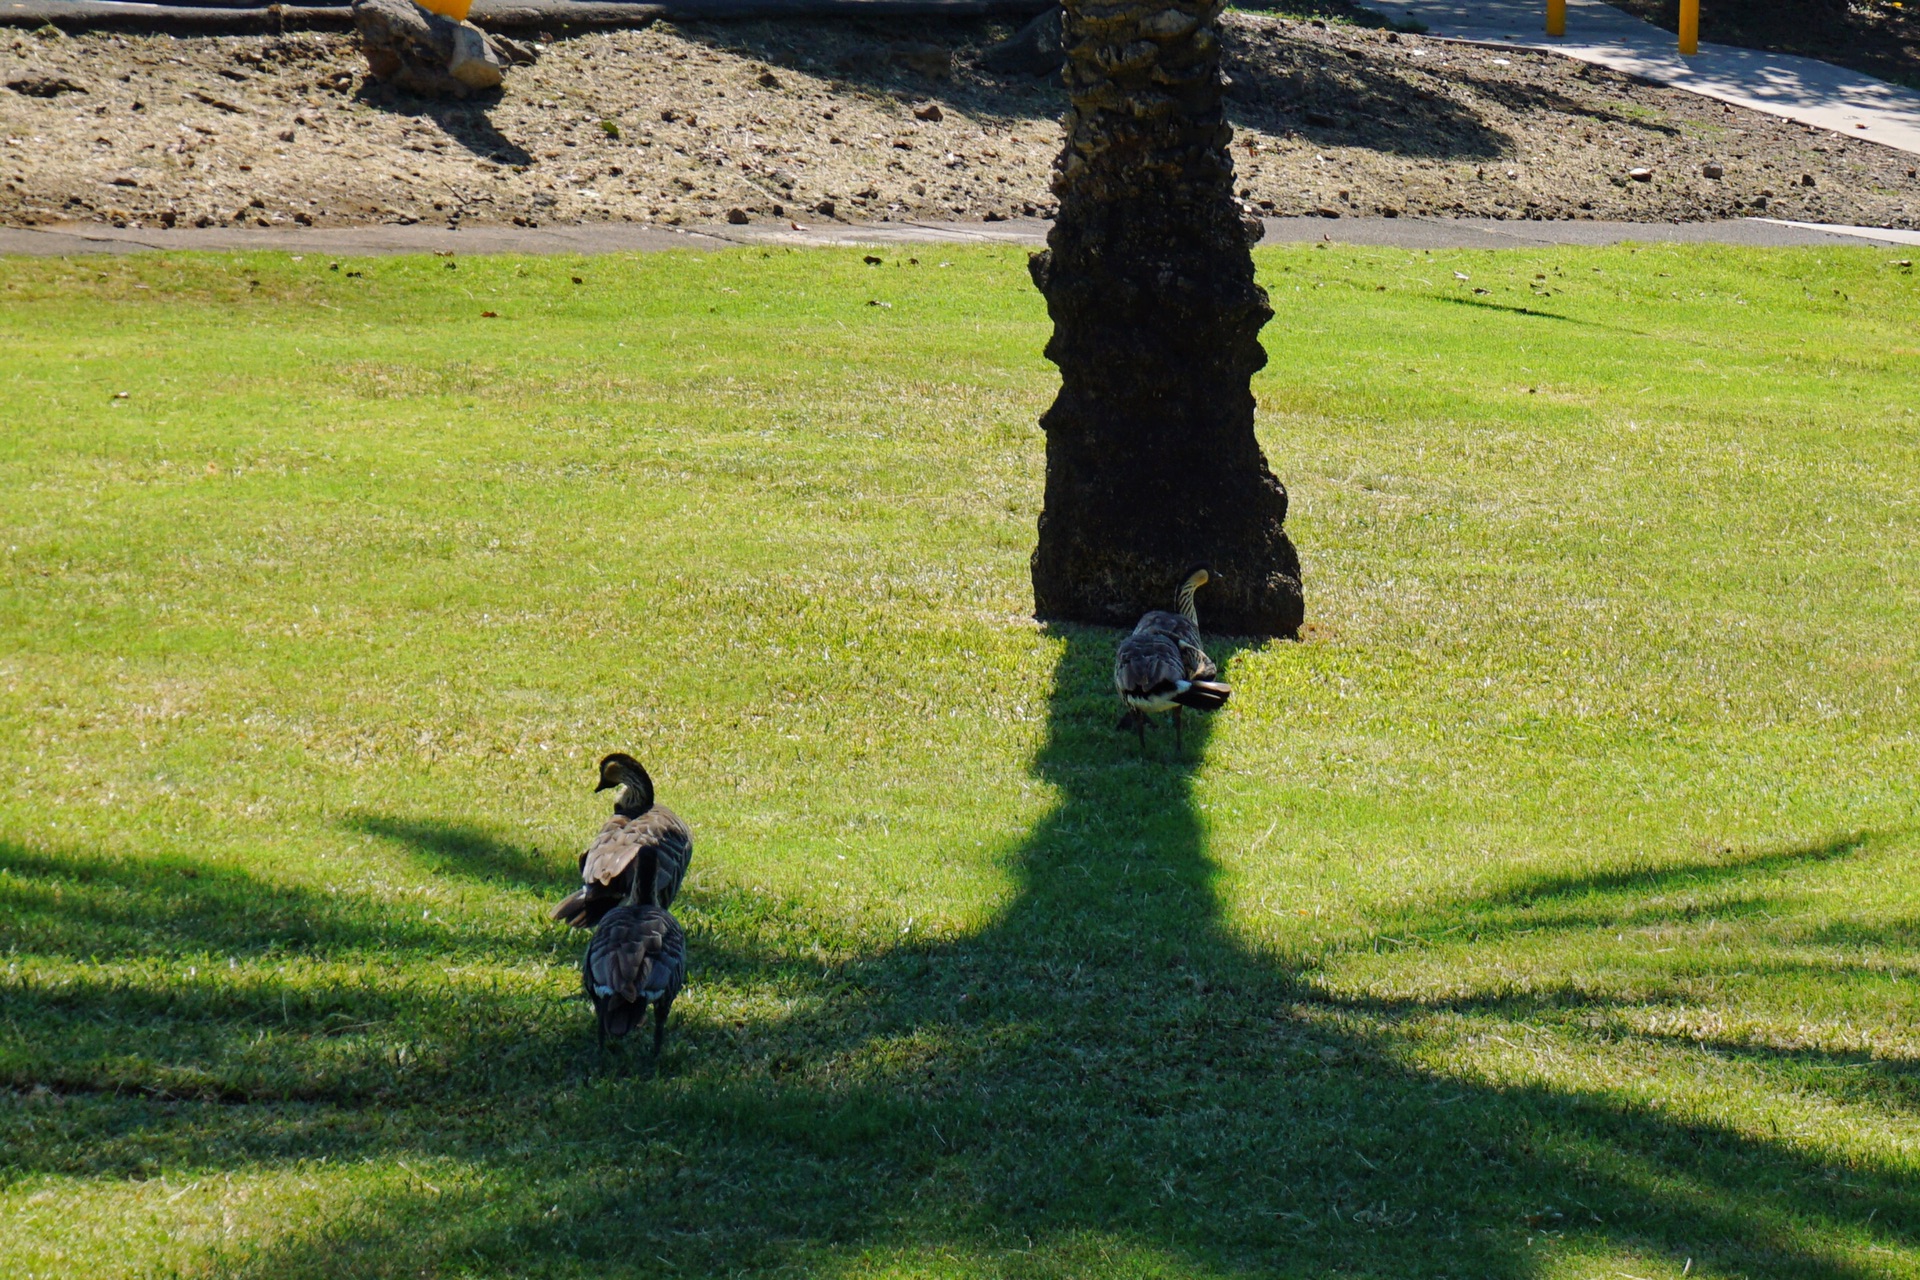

1029,0,1303,638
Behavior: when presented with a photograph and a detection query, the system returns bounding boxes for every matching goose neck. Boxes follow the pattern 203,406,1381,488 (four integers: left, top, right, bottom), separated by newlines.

1176,585,1200,627
613,780,653,818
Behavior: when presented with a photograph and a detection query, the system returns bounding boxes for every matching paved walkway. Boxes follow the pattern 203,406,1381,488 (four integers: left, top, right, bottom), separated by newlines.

1363,0,1920,158
2,216,1914,257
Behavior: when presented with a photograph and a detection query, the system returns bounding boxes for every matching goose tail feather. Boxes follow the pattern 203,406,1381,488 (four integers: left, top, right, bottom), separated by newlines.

1172,681,1231,711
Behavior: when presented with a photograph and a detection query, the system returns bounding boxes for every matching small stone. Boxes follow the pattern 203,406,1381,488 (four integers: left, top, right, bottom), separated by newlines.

756,69,781,89
1629,167,1654,182
1801,173,1816,187
1702,162,1723,179
726,207,749,224
913,102,943,122
447,23,504,90
489,35,538,65
814,199,835,217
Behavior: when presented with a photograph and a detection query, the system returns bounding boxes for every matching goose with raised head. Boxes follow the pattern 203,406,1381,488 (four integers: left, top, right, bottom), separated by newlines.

582,839,686,1054
551,753,693,929
1114,566,1231,750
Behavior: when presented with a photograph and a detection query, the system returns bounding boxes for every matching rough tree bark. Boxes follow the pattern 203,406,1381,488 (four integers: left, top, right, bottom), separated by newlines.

1028,0,1304,637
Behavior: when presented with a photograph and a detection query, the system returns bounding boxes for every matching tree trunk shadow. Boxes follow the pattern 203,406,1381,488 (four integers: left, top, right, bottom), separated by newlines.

5,631,1913,1276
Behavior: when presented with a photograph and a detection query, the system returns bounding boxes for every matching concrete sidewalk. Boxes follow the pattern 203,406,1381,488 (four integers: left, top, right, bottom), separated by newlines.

1363,0,1920,159
2,216,1915,257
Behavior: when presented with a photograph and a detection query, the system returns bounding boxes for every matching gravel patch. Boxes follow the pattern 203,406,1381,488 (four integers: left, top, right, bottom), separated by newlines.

3,14,1917,232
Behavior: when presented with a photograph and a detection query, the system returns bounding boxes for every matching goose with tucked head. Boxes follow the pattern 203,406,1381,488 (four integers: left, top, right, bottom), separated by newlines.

1114,566,1231,752
550,752,693,929
581,837,686,1055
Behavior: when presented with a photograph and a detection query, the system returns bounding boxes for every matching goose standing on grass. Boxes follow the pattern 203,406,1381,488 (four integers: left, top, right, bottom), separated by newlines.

582,840,687,1054
551,753,692,929
1115,566,1231,751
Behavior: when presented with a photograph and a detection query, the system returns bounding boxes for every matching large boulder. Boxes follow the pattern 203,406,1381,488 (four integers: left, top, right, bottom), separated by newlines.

352,0,505,97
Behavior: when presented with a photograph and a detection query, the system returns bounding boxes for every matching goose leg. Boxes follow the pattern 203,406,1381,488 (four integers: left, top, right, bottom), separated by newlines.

652,996,673,1057
1137,715,1148,752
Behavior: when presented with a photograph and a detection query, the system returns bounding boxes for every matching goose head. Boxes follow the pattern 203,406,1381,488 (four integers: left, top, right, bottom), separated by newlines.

594,752,655,816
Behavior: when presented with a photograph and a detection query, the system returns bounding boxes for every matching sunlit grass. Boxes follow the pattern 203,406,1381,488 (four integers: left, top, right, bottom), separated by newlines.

2,241,1916,1278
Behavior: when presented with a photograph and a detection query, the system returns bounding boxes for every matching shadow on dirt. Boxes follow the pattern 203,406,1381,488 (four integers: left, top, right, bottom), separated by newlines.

352,80,534,165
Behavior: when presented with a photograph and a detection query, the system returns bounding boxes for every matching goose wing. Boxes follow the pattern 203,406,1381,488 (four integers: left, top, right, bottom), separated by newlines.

636,805,694,907
583,905,687,1013
551,806,695,926
1115,626,1187,703
1132,609,1216,681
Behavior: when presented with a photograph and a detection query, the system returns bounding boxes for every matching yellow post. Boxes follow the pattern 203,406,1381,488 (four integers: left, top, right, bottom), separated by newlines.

1678,0,1699,54
1546,0,1566,36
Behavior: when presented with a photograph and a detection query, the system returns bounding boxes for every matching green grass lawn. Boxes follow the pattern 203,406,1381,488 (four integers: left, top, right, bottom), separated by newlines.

1,239,1917,1279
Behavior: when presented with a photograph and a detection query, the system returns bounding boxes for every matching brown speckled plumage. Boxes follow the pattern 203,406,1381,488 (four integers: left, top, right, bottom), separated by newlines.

552,753,693,929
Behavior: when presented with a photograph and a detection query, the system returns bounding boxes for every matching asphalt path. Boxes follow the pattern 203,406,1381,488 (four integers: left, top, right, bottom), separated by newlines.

3,216,1914,257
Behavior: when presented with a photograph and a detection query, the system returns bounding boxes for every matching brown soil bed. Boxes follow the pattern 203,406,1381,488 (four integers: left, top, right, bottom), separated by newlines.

3,13,1917,233
1611,0,1920,94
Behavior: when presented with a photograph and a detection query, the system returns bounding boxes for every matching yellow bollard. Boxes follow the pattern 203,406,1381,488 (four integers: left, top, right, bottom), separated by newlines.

1546,0,1566,36
416,0,474,20
1678,0,1699,54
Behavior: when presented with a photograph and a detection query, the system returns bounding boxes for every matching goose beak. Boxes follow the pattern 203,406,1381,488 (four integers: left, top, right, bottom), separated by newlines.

595,778,615,792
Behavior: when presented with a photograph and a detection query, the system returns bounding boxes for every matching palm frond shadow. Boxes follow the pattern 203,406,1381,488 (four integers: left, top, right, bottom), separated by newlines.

5,632,1916,1275
343,811,561,891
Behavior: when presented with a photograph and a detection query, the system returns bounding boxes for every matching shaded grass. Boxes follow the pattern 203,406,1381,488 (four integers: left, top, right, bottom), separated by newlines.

1,240,1918,1278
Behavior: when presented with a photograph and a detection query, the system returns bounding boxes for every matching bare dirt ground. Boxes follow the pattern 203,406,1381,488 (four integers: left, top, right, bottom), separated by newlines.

3,12,1918,233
